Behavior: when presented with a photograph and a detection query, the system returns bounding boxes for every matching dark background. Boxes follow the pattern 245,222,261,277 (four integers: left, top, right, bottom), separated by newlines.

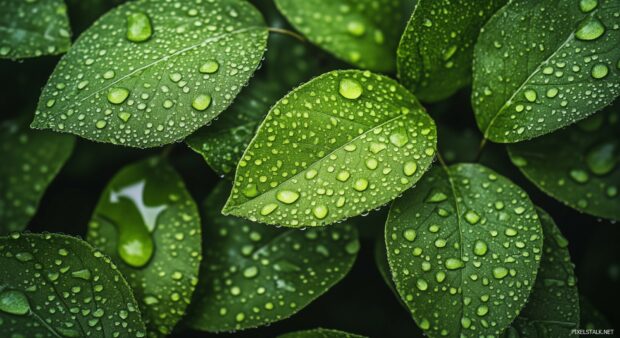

1,0,618,337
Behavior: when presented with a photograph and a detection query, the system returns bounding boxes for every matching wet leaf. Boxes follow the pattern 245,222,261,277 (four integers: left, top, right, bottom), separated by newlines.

0,119,75,235
32,0,268,148
274,0,409,72
507,102,620,220
278,328,367,338
223,70,437,228
505,208,579,337
386,163,543,337
473,0,620,143
373,236,406,309
185,182,359,332
186,31,322,177
0,233,146,337
0,0,72,60
397,0,506,102
87,158,201,337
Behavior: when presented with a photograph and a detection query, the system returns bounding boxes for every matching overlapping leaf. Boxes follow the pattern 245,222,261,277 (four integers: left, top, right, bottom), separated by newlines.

223,70,437,227
508,102,620,220
278,328,367,338
32,0,268,148
397,0,506,102
0,119,75,235
274,0,409,72
87,158,201,337
386,163,543,337
185,182,360,332
473,0,620,142
0,0,72,60
0,233,146,337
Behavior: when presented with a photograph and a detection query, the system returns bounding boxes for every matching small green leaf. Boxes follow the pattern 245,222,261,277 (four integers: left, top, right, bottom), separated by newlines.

87,158,201,337
186,31,323,177
278,328,367,338
397,0,506,102
0,0,71,60
0,119,75,235
507,102,620,220
185,182,359,332
386,163,543,337
505,208,579,337
473,0,620,143
32,0,268,148
223,70,437,227
274,0,409,72
0,233,146,337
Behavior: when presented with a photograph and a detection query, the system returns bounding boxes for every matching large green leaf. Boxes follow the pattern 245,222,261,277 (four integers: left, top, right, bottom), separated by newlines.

385,163,543,337
397,0,506,102
186,30,323,177
473,0,620,143
507,102,620,220
274,0,408,72
185,182,359,332
0,233,146,337
505,209,579,337
86,158,201,337
0,0,71,60
32,0,268,148
0,119,75,235
278,328,367,338
223,70,437,227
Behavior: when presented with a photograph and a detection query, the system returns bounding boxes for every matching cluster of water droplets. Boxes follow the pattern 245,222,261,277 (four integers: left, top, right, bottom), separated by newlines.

225,70,436,227
474,0,620,141
386,164,543,337
33,0,268,147
0,233,146,337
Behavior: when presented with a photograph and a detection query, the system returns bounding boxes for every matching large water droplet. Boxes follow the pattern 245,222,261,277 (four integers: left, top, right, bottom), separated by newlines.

591,64,609,79
579,0,598,13
192,94,212,111
346,21,365,36
107,87,130,104
339,78,363,100
586,141,617,175
127,12,153,42
199,60,220,74
575,17,605,41
276,190,300,204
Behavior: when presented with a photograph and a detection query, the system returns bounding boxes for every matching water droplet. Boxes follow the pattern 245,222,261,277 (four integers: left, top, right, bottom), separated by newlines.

199,60,220,74
15,252,33,262
0,290,30,315
107,87,129,104
492,267,509,279
389,131,409,147
579,0,598,13
242,184,258,198
276,190,300,204
473,240,488,256
575,17,605,41
339,78,363,100
591,64,609,79
524,89,537,102
127,12,152,42
242,266,258,278
476,305,489,316
71,269,92,280
192,94,212,111
95,120,107,129
403,162,417,176
353,178,369,191
416,279,428,291
569,169,589,183
312,205,329,219
445,258,464,270
345,239,360,254
425,189,447,203
403,229,417,242
464,210,480,224
346,21,365,36
337,170,351,182
261,203,278,215
586,141,617,175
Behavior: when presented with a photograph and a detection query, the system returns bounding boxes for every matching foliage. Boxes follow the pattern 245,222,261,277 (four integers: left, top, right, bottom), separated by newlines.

1,0,618,337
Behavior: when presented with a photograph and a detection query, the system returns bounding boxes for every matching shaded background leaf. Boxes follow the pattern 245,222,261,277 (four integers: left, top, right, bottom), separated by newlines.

277,328,366,338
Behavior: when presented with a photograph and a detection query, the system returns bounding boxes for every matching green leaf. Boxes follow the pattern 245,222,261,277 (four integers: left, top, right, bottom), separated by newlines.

185,182,359,332
278,328,367,338
397,0,506,102
373,236,406,309
86,157,201,337
0,119,75,235
0,0,72,60
385,163,543,337
274,0,409,72
507,102,620,220
0,233,146,337
505,208,579,337
472,0,620,143
186,31,323,177
32,0,268,148
223,70,437,227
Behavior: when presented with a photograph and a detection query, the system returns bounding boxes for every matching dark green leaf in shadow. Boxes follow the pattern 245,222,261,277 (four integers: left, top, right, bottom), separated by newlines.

473,0,620,143
504,208,579,337
397,0,506,102
0,119,75,235
32,0,268,148
277,327,367,338
0,0,72,60
87,158,201,337
373,236,406,309
223,70,437,227
0,233,146,337
507,102,620,220
185,182,359,332
386,163,543,337
274,0,410,72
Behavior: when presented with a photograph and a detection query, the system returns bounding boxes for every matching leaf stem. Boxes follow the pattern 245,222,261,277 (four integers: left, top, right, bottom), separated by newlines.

474,137,488,162
436,150,448,170
267,27,306,43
